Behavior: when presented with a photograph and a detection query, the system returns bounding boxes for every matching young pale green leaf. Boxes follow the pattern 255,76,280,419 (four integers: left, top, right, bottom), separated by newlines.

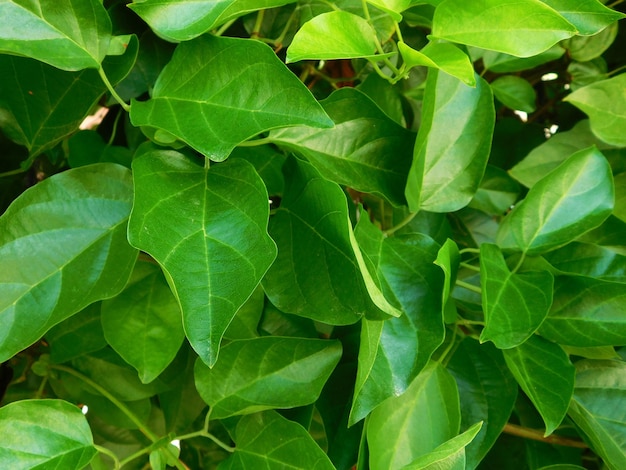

497,147,614,254
434,238,460,312
490,76,537,113
218,410,334,469
128,150,276,367
367,0,418,19
480,243,553,349
400,422,483,470
539,276,626,347
503,335,575,435
0,399,97,469
447,339,518,470
194,337,342,419
101,261,185,384
263,157,399,325
0,0,111,71
431,0,577,58
0,164,137,363
543,242,626,282
397,41,476,86
565,74,626,147
270,87,415,207
567,360,626,470
129,0,298,42
405,69,494,212
367,362,461,470
540,0,625,36
130,35,332,162
287,11,381,62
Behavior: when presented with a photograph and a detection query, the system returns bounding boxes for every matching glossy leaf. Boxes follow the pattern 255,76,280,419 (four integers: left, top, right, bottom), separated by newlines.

565,22,618,62
129,0,298,42
406,69,494,212
130,35,332,162
0,164,137,362
497,147,614,254
540,276,626,347
480,243,553,349
367,362,461,470
490,76,537,113
567,360,626,470
565,74,626,147
263,157,399,325
101,260,185,384
270,87,415,206
469,165,520,216
194,337,342,419
482,45,565,73
543,242,626,282
540,0,625,36
0,399,97,469
431,0,577,58
503,335,575,435
0,0,111,71
218,410,334,469
128,150,275,367
397,41,476,86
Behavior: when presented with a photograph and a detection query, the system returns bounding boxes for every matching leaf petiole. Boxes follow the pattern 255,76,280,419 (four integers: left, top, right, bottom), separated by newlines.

98,67,130,113
456,279,482,294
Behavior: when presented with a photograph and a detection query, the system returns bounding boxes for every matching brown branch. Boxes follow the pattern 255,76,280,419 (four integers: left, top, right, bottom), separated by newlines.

503,423,588,449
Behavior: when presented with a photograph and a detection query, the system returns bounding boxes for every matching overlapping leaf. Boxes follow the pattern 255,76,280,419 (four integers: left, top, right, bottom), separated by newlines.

490,76,537,113
128,150,276,367
0,164,137,363
398,41,476,86
194,337,342,418
543,242,626,282
540,0,625,36
130,35,332,162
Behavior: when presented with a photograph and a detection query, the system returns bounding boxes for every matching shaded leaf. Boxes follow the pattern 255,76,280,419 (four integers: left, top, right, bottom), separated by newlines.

543,242,626,282
482,45,565,73
469,165,520,216
490,75,537,113
540,0,625,36
564,22,618,62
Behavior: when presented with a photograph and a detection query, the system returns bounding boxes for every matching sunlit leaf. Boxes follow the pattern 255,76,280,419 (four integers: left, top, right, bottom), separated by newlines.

540,0,625,36
397,41,476,86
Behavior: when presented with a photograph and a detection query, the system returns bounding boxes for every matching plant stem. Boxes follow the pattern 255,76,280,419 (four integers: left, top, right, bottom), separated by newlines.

214,19,237,36
0,167,26,178
459,248,480,255
251,9,265,38
503,423,588,449
456,280,482,295
34,375,48,399
98,67,130,112
108,108,123,146
94,444,122,469
383,211,418,236
119,447,152,467
460,262,480,272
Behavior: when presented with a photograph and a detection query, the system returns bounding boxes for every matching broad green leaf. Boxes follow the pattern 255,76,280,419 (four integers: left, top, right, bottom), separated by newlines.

101,260,185,384
357,72,406,125
480,243,553,349
128,150,276,367
0,164,137,363
0,399,97,469
397,41,476,86
194,337,342,419
497,147,614,254
130,35,332,162
129,0,298,42
367,362,461,470
447,338,518,470
229,146,286,197
503,335,575,435
567,360,626,470
469,165,520,216
218,410,334,469
405,69,494,212
68,130,132,169
287,11,381,62
565,74,626,147
401,422,483,470
543,242,626,282
540,276,626,347
564,22,618,62
431,0,577,58
540,0,625,36
482,45,565,73
614,172,626,223
491,76,537,113
223,286,264,340
0,0,111,71
263,157,399,325
270,87,415,206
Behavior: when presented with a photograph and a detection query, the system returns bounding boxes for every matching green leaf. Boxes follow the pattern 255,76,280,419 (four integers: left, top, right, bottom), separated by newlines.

540,0,625,36
0,399,97,469
565,74,626,147
129,0,299,42
230,146,286,197
482,45,565,73
468,165,520,216
397,41,476,86
497,147,614,254
287,11,380,62
218,410,334,469
194,337,342,419
405,69,494,212
564,22,618,62
263,157,399,325
502,335,575,435
130,35,332,162
567,360,626,470
480,243,553,349
128,150,276,367
447,338,518,470
367,362,461,470
539,276,626,347
0,164,137,363
490,76,537,113
0,0,111,71
223,286,264,340
68,130,132,169
101,260,185,384
270,87,415,206
431,0,577,58
434,238,460,319
543,242,626,282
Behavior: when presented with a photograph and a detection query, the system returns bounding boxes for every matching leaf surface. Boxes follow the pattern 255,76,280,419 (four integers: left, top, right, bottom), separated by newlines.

540,0,625,35
397,41,476,86
543,242,626,282
490,75,537,113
